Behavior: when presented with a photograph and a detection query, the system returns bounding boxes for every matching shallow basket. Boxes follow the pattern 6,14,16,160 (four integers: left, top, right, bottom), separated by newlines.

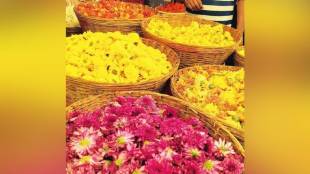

234,46,245,67
66,91,245,157
170,65,244,142
141,15,243,68
74,5,155,35
66,38,180,105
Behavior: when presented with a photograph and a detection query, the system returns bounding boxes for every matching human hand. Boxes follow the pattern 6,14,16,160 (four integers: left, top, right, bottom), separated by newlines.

184,0,203,10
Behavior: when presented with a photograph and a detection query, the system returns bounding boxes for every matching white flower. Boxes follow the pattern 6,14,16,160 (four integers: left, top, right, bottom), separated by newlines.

113,117,128,128
114,152,127,167
116,131,134,146
160,147,177,160
203,160,221,173
187,148,201,158
214,138,235,156
70,127,102,155
74,154,101,166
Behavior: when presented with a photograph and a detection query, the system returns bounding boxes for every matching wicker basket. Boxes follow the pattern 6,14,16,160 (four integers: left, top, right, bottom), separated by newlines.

141,15,242,68
74,4,155,35
66,38,180,105
234,46,245,67
170,65,244,142
66,90,245,157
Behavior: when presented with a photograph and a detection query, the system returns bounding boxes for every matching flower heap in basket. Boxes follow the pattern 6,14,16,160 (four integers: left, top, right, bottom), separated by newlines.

157,2,185,13
76,0,155,19
146,18,235,47
175,67,245,129
66,31,172,83
66,95,244,173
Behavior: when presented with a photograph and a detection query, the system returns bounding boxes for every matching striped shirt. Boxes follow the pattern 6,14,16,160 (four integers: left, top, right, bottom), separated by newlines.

186,0,236,26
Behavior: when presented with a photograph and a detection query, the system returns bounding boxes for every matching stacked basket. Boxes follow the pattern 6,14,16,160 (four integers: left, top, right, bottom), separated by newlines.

141,15,243,68
170,65,244,142
66,38,180,105
74,2,155,35
66,2,246,168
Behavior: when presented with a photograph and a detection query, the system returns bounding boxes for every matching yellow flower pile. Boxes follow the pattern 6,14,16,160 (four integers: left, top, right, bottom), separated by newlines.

175,67,245,129
147,19,235,47
66,31,172,83
237,46,245,57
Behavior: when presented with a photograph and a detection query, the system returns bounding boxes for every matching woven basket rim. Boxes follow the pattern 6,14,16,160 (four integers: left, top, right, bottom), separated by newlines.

155,7,186,14
170,65,245,138
66,90,245,156
66,37,180,87
141,15,242,49
157,10,186,14
74,4,155,22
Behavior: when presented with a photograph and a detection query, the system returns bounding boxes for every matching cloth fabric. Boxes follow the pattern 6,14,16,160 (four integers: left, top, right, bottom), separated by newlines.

186,0,236,26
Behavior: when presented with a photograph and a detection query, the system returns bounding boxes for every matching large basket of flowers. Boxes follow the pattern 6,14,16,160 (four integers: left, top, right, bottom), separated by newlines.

74,0,155,35
141,15,242,68
234,46,245,67
170,65,245,142
66,91,244,173
66,31,180,105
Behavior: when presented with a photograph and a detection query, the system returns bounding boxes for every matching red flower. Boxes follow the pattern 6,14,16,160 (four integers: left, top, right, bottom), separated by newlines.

135,95,157,111
145,159,173,174
221,157,244,174
160,118,185,135
135,125,158,141
161,104,180,118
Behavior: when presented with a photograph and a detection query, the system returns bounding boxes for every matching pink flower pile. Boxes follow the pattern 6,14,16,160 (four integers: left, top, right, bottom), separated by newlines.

66,95,244,174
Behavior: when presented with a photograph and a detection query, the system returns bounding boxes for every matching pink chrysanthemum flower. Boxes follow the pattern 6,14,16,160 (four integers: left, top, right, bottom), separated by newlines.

145,159,173,174
79,156,94,165
74,111,102,129
115,131,134,146
114,152,127,167
183,161,204,174
135,125,158,141
159,147,177,161
102,113,118,126
135,95,157,109
187,147,201,158
161,105,179,118
74,155,101,166
71,164,96,174
214,138,235,156
221,157,244,174
132,167,145,174
68,111,81,121
160,118,185,135
113,117,128,129
70,127,102,155
183,131,209,149
203,160,222,174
